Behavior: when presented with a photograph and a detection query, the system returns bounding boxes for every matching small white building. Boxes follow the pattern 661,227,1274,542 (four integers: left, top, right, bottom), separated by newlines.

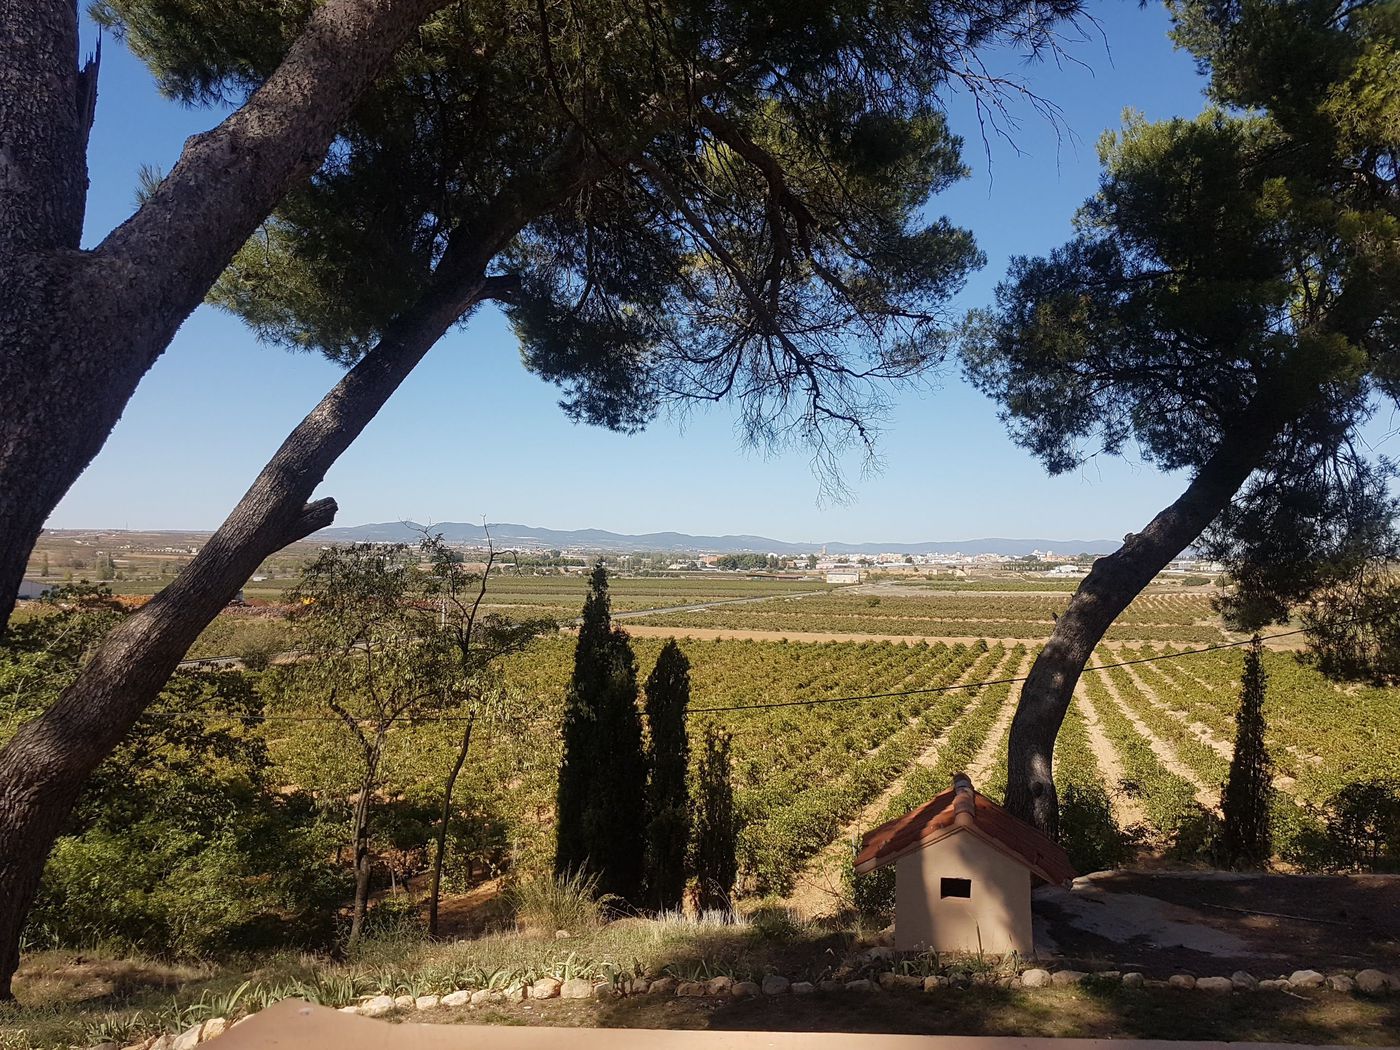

854,773,1074,954
825,570,860,584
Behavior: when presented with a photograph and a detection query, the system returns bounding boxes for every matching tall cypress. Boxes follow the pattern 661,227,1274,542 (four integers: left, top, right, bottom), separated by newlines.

644,640,691,911
692,725,739,913
1219,636,1273,868
554,562,647,903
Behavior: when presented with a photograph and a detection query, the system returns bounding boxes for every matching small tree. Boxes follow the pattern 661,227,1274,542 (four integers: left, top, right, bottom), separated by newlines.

417,531,552,935
555,562,647,904
644,640,691,912
691,725,739,914
1218,636,1272,869
278,543,454,949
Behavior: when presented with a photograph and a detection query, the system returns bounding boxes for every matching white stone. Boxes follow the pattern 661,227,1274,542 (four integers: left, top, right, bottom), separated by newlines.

761,975,790,996
1231,971,1258,991
1327,975,1356,993
414,995,440,1010
1356,969,1390,995
706,976,734,995
530,977,561,1000
676,981,705,997
393,995,415,1009
170,1023,202,1050
338,1006,359,1014
554,930,570,939
1258,979,1289,991
818,979,843,993
791,981,815,995
592,982,615,1000
627,978,650,996
1168,974,1196,990
1196,977,1233,994
844,978,875,992
440,990,472,1007
923,976,948,991
198,1019,227,1043
1289,969,1325,989
1020,968,1052,988
1120,972,1146,989
469,989,494,1006
1052,970,1086,986
648,977,677,996
561,978,593,999
732,981,762,998
359,995,396,1018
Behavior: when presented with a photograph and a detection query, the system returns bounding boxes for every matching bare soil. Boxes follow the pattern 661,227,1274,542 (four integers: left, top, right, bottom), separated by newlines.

1035,871,1400,977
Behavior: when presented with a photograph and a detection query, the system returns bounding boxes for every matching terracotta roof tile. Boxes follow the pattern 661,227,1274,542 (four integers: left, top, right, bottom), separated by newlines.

853,773,1075,886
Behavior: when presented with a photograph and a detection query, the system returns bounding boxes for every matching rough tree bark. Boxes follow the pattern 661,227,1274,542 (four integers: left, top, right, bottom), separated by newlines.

427,714,474,938
0,241,508,998
347,746,384,951
1003,409,1291,838
0,0,453,631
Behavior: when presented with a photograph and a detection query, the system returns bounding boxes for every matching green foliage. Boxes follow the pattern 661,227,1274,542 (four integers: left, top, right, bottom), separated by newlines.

846,851,895,922
644,641,691,912
1057,783,1134,873
554,563,648,904
964,0,1400,628
691,726,739,912
1217,639,1274,868
92,0,1090,484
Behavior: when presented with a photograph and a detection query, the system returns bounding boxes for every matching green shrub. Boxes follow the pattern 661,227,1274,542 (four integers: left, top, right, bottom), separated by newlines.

508,870,615,932
1058,783,1136,873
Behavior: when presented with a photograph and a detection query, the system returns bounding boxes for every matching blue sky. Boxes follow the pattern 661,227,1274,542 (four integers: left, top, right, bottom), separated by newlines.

50,3,1336,543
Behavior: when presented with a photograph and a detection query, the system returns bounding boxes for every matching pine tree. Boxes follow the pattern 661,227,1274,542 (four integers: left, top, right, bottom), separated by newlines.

692,725,739,913
644,640,691,911
1219,636,1273,868
554,562,647,903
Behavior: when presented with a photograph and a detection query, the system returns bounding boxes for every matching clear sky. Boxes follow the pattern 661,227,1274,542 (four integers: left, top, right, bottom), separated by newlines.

52,2,1367,544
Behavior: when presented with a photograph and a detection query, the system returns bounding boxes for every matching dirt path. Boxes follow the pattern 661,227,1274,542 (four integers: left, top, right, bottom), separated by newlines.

967,650,1034,786
1088,661,1219,811
782,646,1016,920
1073,683,1150,832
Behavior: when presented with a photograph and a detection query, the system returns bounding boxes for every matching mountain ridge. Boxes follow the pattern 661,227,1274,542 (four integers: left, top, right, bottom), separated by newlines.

313,521,1121,557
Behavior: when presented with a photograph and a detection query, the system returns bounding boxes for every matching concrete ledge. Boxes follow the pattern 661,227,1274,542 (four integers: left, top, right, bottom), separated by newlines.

209,999,1363,1050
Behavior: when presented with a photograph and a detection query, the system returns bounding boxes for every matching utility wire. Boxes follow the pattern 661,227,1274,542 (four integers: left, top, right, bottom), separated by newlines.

131,623,1316,724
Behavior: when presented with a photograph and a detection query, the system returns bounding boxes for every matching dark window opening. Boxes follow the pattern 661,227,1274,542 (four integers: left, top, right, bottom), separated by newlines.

940,877,972,899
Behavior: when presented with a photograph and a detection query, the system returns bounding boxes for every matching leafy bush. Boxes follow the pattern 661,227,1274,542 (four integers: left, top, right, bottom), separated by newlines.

1058,783,1136,873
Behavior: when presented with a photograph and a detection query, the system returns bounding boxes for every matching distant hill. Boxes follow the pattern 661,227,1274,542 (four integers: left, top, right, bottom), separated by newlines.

313,521,1120,557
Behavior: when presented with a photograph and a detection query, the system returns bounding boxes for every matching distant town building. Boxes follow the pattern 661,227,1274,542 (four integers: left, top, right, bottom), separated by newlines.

825,570,860,584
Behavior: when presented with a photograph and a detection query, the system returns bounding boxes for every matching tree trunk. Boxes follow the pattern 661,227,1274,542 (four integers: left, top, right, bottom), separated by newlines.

0,257,498,999
427,713,474,937
347,750,382,952
0,0,452,632
1003,413,1289,838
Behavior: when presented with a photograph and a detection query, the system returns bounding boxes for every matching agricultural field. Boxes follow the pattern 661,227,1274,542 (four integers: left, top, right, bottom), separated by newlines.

494,629,1400,901
625,589,1228,644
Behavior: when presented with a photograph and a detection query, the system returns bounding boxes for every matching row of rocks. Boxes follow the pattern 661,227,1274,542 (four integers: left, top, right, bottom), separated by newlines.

340,962,1400,1018
1020,967,1399,996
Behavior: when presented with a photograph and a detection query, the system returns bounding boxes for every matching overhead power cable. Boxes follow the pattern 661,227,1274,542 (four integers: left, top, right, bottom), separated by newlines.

130,622,1321,724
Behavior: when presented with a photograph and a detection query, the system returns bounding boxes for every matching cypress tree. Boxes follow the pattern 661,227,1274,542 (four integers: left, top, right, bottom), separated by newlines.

692,725,739,914
644,640,691,911
1219,636,1273,868
554,562,647,903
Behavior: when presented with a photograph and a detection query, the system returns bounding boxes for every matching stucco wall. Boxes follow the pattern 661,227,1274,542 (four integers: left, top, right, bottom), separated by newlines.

892,830,1032,954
